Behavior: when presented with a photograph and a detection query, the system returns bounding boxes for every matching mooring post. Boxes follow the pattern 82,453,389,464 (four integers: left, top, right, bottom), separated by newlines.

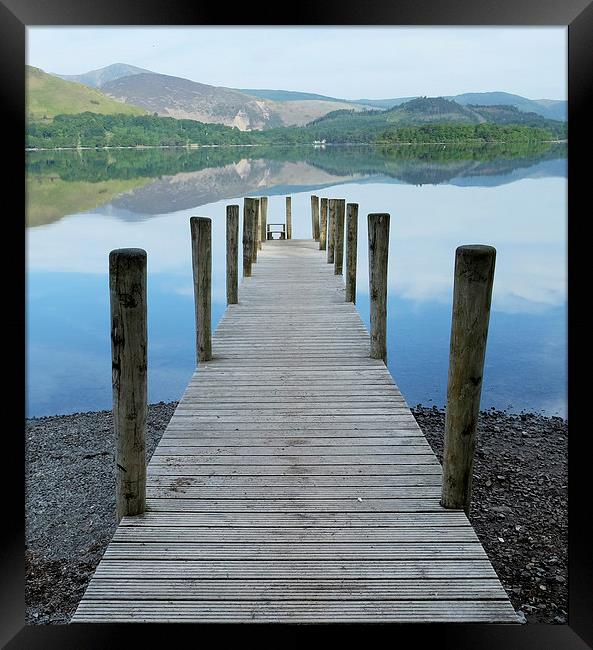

345,203,358,302
190,217,212,363
286,196,292,239
368,213,390,361
243,198,256,276
260,197,268,247
109,248,147,523
257,199,262,251
319,198,328,250
226,205,239,305
252,198,260,262
311,195,320,241
334,199,346,275
327,199,337,264
441,245,496,516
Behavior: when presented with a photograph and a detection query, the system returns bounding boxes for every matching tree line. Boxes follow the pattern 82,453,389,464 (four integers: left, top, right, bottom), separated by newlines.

26,111,565,150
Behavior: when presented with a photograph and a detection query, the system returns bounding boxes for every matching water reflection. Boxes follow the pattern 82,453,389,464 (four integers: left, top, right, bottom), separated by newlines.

27,143,566,224
26,144,567,417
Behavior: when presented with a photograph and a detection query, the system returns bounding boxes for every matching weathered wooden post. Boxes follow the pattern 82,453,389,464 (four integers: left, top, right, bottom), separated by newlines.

286,196,292,239
226,205,239,305
260,197,268,247
319,197,328,251
334,199,346,275
345,203,358,302
243,198,256,276
109,248,147,523
311,195,320,241
441,245,496,516
252,198,260,263
190,217,212,363
327,199,336,264
368,213,390,361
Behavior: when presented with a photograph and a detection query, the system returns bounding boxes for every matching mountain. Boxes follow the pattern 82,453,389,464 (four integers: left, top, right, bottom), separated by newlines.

382,97,486,125
55,63,152,88
348,97,416,109
311,97,565,129
280,97,567,144
99,72,370,130
100,72,283,130
237,88,352,103
54,65,373,130
242,89,567,121
532,99,567,121
452,92,567,121
26,65,147,121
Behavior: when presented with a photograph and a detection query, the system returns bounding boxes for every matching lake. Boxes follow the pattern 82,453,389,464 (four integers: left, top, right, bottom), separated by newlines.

26,143,567,418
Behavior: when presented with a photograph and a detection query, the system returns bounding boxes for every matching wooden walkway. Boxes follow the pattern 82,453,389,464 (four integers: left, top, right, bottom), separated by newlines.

73,239,517,623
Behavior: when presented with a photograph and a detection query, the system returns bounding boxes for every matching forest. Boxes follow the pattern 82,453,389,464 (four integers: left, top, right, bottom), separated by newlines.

26,110,566,150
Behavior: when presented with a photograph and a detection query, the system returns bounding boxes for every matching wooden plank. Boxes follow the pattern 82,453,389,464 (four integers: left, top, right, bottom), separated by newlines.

82,578,510,601
72,599,518,623
92,558,501,579
147,464,442,476
145,498,446,512
150,455,440,465
103,542,488,560
156,436,428,446
146,474,442,487
112,526,479,543
162,423,422,431
117,511,469,527
153,445,433,456
145,486,443,499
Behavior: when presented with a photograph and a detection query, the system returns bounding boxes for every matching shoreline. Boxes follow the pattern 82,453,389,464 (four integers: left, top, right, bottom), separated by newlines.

25,402,567,625
25,140,567,152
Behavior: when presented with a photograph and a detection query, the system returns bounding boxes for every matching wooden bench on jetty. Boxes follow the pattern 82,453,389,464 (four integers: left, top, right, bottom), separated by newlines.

72,195,517,623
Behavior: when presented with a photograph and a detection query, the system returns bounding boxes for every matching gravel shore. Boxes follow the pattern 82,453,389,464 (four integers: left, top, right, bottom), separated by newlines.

25,402,567,625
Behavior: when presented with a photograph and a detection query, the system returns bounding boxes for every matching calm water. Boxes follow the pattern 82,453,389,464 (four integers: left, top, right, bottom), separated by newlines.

26,144,567,418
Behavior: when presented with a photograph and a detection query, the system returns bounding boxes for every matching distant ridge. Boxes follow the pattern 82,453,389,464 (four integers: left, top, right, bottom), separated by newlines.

47,63,568,127
64,68,371,130
241,89,567,122
451,92,567,122
296,97,567,142
55,63,152,89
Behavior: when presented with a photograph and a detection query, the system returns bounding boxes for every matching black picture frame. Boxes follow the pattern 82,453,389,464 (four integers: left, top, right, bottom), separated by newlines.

6,1,592,646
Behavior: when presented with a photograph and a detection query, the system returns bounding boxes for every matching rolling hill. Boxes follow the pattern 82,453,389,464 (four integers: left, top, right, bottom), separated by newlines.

242,89,567,121
26,66,147,121
307,97,566,131
452,92,567,121
263,97,568,144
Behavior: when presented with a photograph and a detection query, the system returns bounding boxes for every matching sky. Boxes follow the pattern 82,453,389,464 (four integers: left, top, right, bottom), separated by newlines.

26,27,567,100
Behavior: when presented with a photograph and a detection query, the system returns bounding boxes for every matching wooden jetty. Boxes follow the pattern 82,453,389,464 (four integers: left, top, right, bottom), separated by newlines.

73,223,516,622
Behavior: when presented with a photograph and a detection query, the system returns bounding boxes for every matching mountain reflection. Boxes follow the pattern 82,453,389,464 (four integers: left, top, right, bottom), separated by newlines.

26,143,566,225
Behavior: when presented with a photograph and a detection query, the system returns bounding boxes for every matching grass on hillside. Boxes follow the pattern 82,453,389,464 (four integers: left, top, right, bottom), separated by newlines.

26,66,147,122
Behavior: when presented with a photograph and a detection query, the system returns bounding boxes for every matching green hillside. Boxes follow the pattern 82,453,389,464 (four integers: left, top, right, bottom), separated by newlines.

289,97,567,142
26,65,147,122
